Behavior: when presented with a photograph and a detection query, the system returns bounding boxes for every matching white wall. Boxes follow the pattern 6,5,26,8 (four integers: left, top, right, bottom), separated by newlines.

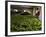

0,0,46,37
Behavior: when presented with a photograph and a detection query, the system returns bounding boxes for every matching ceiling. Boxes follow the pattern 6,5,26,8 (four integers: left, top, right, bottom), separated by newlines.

11,5,40,9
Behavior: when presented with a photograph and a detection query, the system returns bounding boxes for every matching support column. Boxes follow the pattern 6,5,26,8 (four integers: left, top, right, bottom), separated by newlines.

33,8,36,16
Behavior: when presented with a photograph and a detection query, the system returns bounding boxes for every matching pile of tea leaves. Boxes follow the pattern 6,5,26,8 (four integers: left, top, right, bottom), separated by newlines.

11,15,41,32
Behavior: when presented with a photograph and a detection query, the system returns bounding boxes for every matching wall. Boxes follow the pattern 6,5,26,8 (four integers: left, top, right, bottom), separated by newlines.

0,0,46,37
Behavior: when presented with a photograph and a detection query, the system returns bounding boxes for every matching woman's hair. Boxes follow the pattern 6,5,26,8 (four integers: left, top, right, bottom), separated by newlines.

36,8,39,10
